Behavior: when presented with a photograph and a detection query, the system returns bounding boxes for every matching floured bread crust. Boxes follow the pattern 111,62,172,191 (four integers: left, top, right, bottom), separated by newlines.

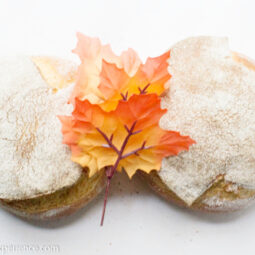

0,56,82,200
158,37,255,207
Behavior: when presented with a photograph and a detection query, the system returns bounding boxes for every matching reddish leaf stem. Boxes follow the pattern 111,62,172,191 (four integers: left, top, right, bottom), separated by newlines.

139,83,150,94
121,141,153,159
96,128,119,153
98,120,151,226
121,83,150,102
121,91,128,101
100,174,111,226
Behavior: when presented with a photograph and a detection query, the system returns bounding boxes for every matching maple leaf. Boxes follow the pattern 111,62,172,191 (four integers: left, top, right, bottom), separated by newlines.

59,93,195,225
63,33,191,225
98,50,171,111
70,32,141,104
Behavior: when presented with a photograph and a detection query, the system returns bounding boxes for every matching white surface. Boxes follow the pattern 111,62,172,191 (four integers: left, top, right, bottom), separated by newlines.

0,0,255,254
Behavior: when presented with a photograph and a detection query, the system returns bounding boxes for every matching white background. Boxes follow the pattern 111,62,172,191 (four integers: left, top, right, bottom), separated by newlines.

0,0,255,254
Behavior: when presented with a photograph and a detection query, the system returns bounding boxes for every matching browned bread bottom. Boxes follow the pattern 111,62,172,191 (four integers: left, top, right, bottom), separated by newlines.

0,170,106,220
140,171,255,212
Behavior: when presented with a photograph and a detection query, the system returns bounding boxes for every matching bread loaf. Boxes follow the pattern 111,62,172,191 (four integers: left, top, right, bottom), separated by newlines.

142,37,255,212
0,56,106,220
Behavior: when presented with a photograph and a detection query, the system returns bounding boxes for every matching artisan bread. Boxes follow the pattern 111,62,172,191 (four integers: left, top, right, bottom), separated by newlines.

142,37,255,212
0,56,106,220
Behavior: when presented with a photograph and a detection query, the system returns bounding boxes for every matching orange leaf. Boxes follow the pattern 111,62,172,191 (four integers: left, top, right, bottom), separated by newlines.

98,51,171,111
98,60,130,99
60,93,195,178
115,94,167,131
70,33,141,104
141,50,171,85
69,33,120,104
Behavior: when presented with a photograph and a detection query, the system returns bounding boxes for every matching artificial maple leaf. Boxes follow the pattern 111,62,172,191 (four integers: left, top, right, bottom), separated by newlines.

98,50,171,111
59,93,195,225
62,34,189,225
70,32,141,104
60,93,194,178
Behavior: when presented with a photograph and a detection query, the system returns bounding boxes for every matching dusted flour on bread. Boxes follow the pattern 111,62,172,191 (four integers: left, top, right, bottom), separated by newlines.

159,37,255,206
0,56,82,200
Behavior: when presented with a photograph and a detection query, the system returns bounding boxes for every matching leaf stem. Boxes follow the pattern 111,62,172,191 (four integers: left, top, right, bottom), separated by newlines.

121,142,152,159
138,83,150,94
98,121,150,225
100,176,111,226
96,128,119,154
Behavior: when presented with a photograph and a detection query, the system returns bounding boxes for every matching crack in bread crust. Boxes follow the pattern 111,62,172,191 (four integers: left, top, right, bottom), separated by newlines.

141,171,255,212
